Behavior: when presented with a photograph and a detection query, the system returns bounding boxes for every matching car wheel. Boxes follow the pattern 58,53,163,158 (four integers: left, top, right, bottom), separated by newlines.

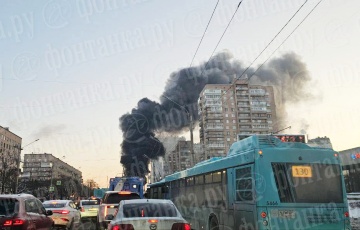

68,221,74,230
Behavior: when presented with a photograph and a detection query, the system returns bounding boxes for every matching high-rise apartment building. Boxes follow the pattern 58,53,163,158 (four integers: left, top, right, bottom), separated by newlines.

198,80,276,158
0,126,22,193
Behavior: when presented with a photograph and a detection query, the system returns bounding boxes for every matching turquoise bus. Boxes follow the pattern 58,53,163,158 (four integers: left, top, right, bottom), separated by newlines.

148,135,350,230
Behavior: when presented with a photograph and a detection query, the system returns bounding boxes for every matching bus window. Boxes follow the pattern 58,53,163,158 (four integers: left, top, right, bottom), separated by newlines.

213,171,222,183
171,180,178,188
195,175,204,185
222,170,227,185
235,167,253,201
186,177,194,186
272,163,343,203
205,173,212,184
179,179,185,187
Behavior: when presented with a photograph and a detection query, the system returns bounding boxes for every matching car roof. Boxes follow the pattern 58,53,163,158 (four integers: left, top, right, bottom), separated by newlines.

0,193,35,199
43,200,71,203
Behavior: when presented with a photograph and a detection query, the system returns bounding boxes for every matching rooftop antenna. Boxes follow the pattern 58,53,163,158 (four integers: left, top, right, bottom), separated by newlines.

271,126,291,135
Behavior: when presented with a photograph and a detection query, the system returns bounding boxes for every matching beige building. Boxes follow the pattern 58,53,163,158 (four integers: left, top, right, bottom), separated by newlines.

163,140,202,176
198,80,276,159
22,153,82,183
0,126,22,193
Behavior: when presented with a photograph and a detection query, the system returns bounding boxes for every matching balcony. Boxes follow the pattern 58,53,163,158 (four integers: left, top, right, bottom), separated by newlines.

205,126,224,130
206,143,225,148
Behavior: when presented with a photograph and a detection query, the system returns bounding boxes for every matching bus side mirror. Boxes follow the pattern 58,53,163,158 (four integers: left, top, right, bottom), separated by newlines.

161,186,169,193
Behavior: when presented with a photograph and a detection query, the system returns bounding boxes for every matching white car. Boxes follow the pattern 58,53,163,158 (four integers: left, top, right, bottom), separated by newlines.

348,193,360,230
43,200,81,230
106,199,190,230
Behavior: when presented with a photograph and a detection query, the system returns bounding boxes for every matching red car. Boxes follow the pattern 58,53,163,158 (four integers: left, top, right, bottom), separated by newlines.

0,193,54,230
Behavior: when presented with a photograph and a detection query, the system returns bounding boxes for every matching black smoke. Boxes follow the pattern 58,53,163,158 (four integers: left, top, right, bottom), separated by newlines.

119,51,312,178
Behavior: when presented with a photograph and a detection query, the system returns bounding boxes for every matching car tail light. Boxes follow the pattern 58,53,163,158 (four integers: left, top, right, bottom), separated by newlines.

112,224,134,230
3,220,12,226
12,219,25,225
171,223,191,230
53,210,70,214
345,211,349,217
81,207,85,212
3,219,25,226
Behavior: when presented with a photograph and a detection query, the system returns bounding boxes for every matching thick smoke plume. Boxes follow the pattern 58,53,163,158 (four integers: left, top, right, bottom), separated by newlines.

119,51,312,179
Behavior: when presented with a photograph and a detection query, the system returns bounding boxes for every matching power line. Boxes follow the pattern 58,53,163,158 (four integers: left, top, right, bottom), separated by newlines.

245,0,323,84
216,0,309,103
189,0,220,67
198,0,244,78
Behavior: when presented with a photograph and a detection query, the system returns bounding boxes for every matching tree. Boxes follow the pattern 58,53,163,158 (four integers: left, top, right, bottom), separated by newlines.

0,148,19,193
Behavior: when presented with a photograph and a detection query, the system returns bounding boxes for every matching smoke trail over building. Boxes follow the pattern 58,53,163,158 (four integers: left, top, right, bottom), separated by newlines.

119,51,312,178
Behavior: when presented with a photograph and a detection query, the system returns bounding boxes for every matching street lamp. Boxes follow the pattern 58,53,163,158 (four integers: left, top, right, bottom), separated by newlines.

15,138,39,193
161,95,195,167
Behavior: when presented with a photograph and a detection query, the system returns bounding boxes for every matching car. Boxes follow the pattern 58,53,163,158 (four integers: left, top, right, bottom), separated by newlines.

348,193,360,230
97,191,141,230
106,199,190,230
79,199,99,221
0,193,54,230
43,200,81,230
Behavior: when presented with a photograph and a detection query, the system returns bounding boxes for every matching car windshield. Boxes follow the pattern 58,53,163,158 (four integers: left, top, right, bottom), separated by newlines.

122,203,177,218
43,203,66,208
81,200,99,206
104,193,140,204
0,198,19,216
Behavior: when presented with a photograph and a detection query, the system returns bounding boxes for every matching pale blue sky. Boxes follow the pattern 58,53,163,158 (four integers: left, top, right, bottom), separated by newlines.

1,0,359,187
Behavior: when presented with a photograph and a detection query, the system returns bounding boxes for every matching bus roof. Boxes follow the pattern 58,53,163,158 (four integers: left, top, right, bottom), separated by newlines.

156,135,335,184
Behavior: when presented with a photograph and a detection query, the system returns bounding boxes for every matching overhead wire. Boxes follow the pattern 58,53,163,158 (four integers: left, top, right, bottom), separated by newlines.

209,0,323,134
198,0,244,78
215,0,309,103
244,0,324,84
189,0,220,67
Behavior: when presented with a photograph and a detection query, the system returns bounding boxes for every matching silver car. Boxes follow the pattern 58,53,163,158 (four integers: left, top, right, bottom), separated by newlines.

348,193,360,230
43,200,81,230
106,199,190,230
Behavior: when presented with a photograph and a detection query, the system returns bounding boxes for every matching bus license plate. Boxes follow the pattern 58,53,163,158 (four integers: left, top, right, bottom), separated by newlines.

278,210,295,218
292,165,312,177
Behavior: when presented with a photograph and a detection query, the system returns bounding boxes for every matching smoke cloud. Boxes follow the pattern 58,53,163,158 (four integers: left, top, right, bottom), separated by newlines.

119,51,313,179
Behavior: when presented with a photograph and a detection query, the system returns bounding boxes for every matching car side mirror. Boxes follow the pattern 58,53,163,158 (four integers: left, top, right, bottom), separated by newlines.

105,214,114,220
46,210,53,216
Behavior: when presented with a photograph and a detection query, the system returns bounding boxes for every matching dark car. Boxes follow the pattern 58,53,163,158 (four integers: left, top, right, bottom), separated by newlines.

0,193,54,230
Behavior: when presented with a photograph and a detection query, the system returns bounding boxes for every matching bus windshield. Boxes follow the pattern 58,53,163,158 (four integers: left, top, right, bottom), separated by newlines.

272,163,343,203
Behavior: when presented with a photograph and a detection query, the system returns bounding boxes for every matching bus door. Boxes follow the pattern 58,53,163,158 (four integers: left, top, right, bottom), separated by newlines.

233,164,256,230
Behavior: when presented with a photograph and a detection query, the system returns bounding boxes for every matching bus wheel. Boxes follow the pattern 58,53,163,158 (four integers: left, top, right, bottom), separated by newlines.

209,216,219,230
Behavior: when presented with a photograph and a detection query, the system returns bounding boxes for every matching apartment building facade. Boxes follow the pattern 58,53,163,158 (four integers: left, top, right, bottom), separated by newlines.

22,153,82,182
21,153,82,199
198,80,276,158
163,140,202,176
0,126,22,193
